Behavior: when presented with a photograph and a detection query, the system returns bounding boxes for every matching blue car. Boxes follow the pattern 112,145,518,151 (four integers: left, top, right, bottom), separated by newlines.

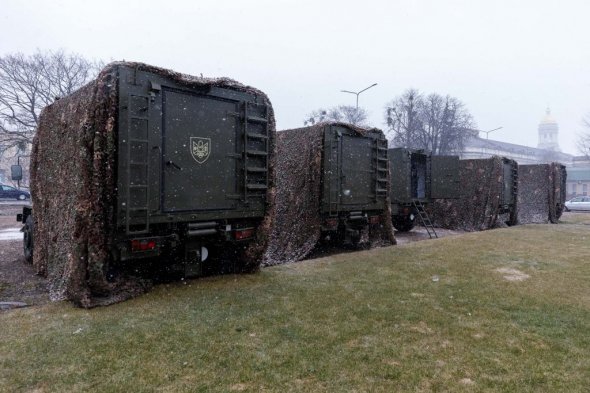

0,184,30,200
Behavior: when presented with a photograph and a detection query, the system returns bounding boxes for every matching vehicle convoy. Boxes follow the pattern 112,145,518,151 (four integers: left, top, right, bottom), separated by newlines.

263,122,393,264
13,62,275,306
388,148,460,233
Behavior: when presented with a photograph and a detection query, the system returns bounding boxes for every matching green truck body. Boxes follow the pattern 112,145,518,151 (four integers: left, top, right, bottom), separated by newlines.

388,148,460,231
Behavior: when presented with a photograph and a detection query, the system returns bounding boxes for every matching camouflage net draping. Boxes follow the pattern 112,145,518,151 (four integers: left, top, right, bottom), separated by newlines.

517,163,566,224
30,62,275,308
262,123,395,266
428,157,517,231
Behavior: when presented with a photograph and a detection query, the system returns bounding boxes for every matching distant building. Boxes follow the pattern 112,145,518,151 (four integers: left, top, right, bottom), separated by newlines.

459,108,590,200
461,108,571,165
461,136,572,164
537,108,561,151
567,167,590,197
566,156,590,198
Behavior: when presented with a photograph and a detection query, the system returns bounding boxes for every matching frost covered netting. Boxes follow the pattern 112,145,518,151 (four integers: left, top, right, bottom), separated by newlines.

262,123,395,265
429,157,516,231
516,163,566,224
517,165,551,224
30,62,275,308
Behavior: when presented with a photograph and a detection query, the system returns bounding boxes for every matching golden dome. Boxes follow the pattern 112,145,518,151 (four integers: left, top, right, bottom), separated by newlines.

540,107,557,125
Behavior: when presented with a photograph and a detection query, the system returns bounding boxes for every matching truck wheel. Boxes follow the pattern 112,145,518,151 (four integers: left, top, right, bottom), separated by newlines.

392,215,415,232
23,215,34,263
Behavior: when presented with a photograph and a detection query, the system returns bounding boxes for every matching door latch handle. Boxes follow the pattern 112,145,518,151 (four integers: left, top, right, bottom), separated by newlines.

166,160,182,171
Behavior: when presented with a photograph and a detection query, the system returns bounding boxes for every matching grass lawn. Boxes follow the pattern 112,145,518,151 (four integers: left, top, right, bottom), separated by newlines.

1,216,589,392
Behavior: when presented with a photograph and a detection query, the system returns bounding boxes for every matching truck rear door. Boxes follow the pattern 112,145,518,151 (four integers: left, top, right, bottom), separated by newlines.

340,134,373,206
162,90,238,212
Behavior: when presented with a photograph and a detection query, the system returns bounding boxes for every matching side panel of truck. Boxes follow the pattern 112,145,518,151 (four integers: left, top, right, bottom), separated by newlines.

388,148,412,203
430,155,461,199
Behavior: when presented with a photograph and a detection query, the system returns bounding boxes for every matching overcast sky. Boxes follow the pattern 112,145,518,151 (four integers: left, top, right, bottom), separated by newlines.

2,0,588,154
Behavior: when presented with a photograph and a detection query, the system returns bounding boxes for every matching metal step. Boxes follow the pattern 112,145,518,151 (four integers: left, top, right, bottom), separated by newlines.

247,116,268,124
246,149,268,156
246,166,267,173
412,200,438,239
247,132,268,139
246,184,268,190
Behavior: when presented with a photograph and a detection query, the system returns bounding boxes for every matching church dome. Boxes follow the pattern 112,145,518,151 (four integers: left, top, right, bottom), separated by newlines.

540,108,557,125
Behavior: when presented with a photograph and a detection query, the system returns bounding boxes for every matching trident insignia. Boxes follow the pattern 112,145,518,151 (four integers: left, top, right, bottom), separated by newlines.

190,137,211,164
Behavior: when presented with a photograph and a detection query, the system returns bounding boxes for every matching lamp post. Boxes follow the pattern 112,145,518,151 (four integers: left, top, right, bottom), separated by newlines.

480,126,503,139
341,83,378,109
474,127,503,158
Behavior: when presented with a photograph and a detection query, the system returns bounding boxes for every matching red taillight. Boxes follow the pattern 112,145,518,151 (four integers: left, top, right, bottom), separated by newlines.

325,218,338,230
235,228,255,240
369,215,381,225
131,239,157,252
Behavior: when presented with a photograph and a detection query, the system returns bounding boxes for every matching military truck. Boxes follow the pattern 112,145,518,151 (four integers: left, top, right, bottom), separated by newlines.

263,122,393,264
12,62,274,306
388,148,460,232
318,124,390,245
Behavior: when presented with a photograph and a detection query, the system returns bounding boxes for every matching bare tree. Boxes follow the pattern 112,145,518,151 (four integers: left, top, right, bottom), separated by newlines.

577,113,590,156
304,105,369,127
385,89,476,155
0,50,102,154
385,89,422,149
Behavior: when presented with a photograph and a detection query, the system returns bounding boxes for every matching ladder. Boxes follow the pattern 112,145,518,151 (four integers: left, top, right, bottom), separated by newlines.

327,132,341,217
373,137,389,200
242,101,269,201
125,94,151,235
412,200,438,239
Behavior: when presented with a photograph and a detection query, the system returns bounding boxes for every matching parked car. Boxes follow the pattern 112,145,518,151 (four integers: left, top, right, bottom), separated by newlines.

0,184,30,200
564,196,590,211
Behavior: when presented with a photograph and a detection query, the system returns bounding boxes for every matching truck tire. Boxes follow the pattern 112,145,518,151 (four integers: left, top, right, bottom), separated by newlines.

392,215,415,232
23,215,34,263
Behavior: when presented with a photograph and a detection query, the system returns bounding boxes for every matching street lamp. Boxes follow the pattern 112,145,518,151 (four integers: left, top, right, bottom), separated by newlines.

480,126,503,139
341,83,378,109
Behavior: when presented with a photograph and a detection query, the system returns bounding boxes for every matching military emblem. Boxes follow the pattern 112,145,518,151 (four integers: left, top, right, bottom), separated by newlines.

190,137,211,164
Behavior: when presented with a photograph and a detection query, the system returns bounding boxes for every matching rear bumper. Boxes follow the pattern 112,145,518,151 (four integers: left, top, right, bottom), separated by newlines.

116,220,259,261
321,211,383,232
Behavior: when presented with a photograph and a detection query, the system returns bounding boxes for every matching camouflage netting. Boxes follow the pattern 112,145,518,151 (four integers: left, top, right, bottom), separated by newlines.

429,157,516,231
517,163,566,224
30,61,275,308
262,123,395,265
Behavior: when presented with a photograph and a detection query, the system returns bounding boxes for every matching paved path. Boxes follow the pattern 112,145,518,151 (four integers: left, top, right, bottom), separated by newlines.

0,228,23,241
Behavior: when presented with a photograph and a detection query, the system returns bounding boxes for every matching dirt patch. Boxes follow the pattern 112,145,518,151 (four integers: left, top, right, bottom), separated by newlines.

496,268,530,282
459,378,475,386
0,240,49,309
394,226,465,244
